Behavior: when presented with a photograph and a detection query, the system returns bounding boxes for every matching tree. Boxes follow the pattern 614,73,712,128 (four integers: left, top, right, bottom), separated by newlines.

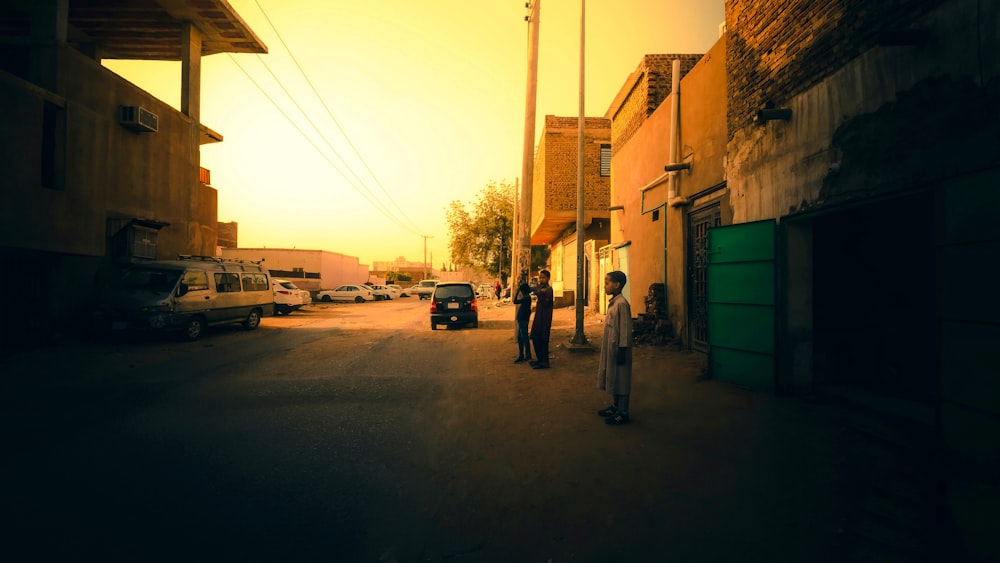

446,180,516,283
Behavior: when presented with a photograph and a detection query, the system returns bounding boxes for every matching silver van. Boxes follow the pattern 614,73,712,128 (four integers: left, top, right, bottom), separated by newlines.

104,255,275,340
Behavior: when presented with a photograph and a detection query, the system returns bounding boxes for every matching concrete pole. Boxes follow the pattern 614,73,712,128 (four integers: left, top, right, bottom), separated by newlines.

517,0,541,287
571,0,588,345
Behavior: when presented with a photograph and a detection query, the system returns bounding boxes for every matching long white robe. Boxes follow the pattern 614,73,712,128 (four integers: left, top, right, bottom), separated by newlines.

597,293,633,395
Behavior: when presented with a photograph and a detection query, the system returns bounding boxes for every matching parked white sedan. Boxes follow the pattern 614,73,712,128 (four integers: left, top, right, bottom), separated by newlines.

368,284,401,300
316,285,375,303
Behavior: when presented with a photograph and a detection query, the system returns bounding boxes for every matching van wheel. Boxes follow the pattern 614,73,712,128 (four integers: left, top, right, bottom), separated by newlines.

181,316,205,341
355,296,364,303
243,308,262,330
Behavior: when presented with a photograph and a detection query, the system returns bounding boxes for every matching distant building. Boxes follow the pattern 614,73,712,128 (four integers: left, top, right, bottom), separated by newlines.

217,222,239,249
221,248,368,292
370,257,439,283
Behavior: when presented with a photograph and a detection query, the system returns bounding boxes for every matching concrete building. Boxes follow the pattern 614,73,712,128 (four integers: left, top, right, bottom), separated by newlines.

529,115,611,309
370,257,440,283
0,0,266,342
221,248,368,292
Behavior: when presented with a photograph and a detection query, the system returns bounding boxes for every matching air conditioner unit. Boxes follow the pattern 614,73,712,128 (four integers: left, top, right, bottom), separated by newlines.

119,105,158,133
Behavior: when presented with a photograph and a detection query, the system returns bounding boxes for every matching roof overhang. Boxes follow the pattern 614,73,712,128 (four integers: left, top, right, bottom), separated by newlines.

0,0,267,61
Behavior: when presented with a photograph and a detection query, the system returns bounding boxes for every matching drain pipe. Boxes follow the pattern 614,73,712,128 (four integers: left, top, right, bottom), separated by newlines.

667,59,683,203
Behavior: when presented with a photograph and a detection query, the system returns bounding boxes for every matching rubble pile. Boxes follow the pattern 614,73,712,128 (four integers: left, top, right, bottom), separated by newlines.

633,283,673,345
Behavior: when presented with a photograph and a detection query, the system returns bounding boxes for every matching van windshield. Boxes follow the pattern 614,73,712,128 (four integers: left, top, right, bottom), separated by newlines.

118,267,181,294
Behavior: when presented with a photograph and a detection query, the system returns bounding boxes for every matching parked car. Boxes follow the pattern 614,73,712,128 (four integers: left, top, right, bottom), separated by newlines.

476,283,494,299
103,256,273,341
388,283,409,297
413,279,438,300
429,282,478,330
316,284,375,303
366,284,401,300
272,279,311,315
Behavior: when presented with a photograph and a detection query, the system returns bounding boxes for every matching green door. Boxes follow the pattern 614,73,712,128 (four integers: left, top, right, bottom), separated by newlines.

706,220,776,392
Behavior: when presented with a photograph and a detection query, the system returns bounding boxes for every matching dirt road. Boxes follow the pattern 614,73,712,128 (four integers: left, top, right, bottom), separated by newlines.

1,297,945,562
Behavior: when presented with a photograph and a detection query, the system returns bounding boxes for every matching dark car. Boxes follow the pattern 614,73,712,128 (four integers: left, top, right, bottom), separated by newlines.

429,282,479,330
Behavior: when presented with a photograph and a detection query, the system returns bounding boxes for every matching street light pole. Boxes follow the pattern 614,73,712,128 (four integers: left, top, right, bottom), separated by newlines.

571,0,588,345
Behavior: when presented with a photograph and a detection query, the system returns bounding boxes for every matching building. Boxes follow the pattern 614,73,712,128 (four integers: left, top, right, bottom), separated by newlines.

529,115,611,309
221,248,368,292
370,257,440,283
0,0,266,342
604,1,997,556
603,54,703,319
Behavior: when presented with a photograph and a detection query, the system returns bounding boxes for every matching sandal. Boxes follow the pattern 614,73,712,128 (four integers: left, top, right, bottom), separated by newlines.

605,412,630,425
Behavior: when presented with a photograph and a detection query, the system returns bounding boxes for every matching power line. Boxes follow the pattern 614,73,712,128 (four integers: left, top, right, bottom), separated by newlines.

226,53,423,237
251,0,426,236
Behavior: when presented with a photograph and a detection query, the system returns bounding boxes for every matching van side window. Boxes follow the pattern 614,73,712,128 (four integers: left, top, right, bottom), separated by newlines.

214,272,241,293
242,273,268,292
181,270,209,292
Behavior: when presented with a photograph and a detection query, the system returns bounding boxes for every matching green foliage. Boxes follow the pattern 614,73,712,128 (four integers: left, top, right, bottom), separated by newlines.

446,180,516,279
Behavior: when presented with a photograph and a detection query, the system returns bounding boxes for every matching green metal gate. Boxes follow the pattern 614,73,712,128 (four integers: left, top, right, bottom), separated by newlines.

706,220,776,392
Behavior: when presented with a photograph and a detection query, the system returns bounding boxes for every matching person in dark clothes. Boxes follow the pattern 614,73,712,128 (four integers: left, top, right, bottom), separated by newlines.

530,270,553,369
513,277,533,363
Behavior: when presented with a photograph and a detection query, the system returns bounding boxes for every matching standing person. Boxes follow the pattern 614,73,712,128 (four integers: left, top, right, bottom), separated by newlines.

597,271,633,425
530,270,554,370
494,280,502,300
513,276,533,363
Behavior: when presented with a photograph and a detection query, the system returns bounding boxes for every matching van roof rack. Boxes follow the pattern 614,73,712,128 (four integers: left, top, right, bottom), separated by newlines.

177,255,264,265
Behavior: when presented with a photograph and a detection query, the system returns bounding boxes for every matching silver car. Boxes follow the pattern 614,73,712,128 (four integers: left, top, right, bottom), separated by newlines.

316,285,375,303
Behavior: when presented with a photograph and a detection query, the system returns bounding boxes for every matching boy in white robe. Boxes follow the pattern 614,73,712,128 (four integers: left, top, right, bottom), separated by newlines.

597,271,633,425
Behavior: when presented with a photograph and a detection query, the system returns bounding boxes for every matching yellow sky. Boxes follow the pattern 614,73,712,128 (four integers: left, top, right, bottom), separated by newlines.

105,0,724,267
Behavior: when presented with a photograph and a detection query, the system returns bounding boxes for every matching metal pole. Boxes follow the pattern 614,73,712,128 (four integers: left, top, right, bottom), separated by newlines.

571,0,588,345
517,0,540,289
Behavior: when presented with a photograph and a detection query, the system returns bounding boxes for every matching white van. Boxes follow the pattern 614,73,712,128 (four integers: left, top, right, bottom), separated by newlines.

104,255,275,340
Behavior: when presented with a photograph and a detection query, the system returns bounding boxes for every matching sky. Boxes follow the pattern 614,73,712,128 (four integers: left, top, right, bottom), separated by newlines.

105,0,724,267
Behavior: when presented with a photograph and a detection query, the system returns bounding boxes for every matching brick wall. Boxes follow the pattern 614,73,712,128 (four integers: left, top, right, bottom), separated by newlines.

607,54,702,155
726,0,946,137
540,115,611,213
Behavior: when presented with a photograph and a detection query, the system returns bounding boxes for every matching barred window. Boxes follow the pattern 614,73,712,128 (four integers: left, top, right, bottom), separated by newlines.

599,144,611,177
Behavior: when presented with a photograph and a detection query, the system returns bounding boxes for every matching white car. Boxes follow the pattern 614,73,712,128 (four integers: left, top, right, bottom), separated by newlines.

316,284,375,303
387,284,409,297
366,284,401,301
272,279,312,315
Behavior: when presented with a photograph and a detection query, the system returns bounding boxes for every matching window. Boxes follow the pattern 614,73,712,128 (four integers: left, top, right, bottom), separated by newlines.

241,273,268,292
181,270,209,292
132,226,158,259
599,144,611,177
214,272,241,293
41,101,66,190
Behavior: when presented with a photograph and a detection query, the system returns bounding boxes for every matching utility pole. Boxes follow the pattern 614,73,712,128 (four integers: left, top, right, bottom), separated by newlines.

516,0,540,287
421,234,432,280
571,0,588,345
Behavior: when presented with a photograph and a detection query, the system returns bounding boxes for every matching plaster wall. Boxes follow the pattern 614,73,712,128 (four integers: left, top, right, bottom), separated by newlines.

0,45,212,259
221,248,369,291
726,0,999,223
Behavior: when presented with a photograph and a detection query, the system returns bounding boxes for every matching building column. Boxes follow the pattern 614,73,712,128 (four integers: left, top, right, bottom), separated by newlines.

29,0,67,91
181,22,202,121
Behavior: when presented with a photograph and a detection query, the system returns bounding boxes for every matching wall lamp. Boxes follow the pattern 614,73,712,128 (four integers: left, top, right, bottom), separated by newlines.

663,163,691,172
753,107,792,124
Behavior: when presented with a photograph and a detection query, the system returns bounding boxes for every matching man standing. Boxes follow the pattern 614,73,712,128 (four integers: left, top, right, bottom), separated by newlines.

513,275,533,364
597,271,633,425
530,270,553,369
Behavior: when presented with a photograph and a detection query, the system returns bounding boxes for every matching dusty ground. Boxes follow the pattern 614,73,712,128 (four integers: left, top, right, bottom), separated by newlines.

1,298,950,562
